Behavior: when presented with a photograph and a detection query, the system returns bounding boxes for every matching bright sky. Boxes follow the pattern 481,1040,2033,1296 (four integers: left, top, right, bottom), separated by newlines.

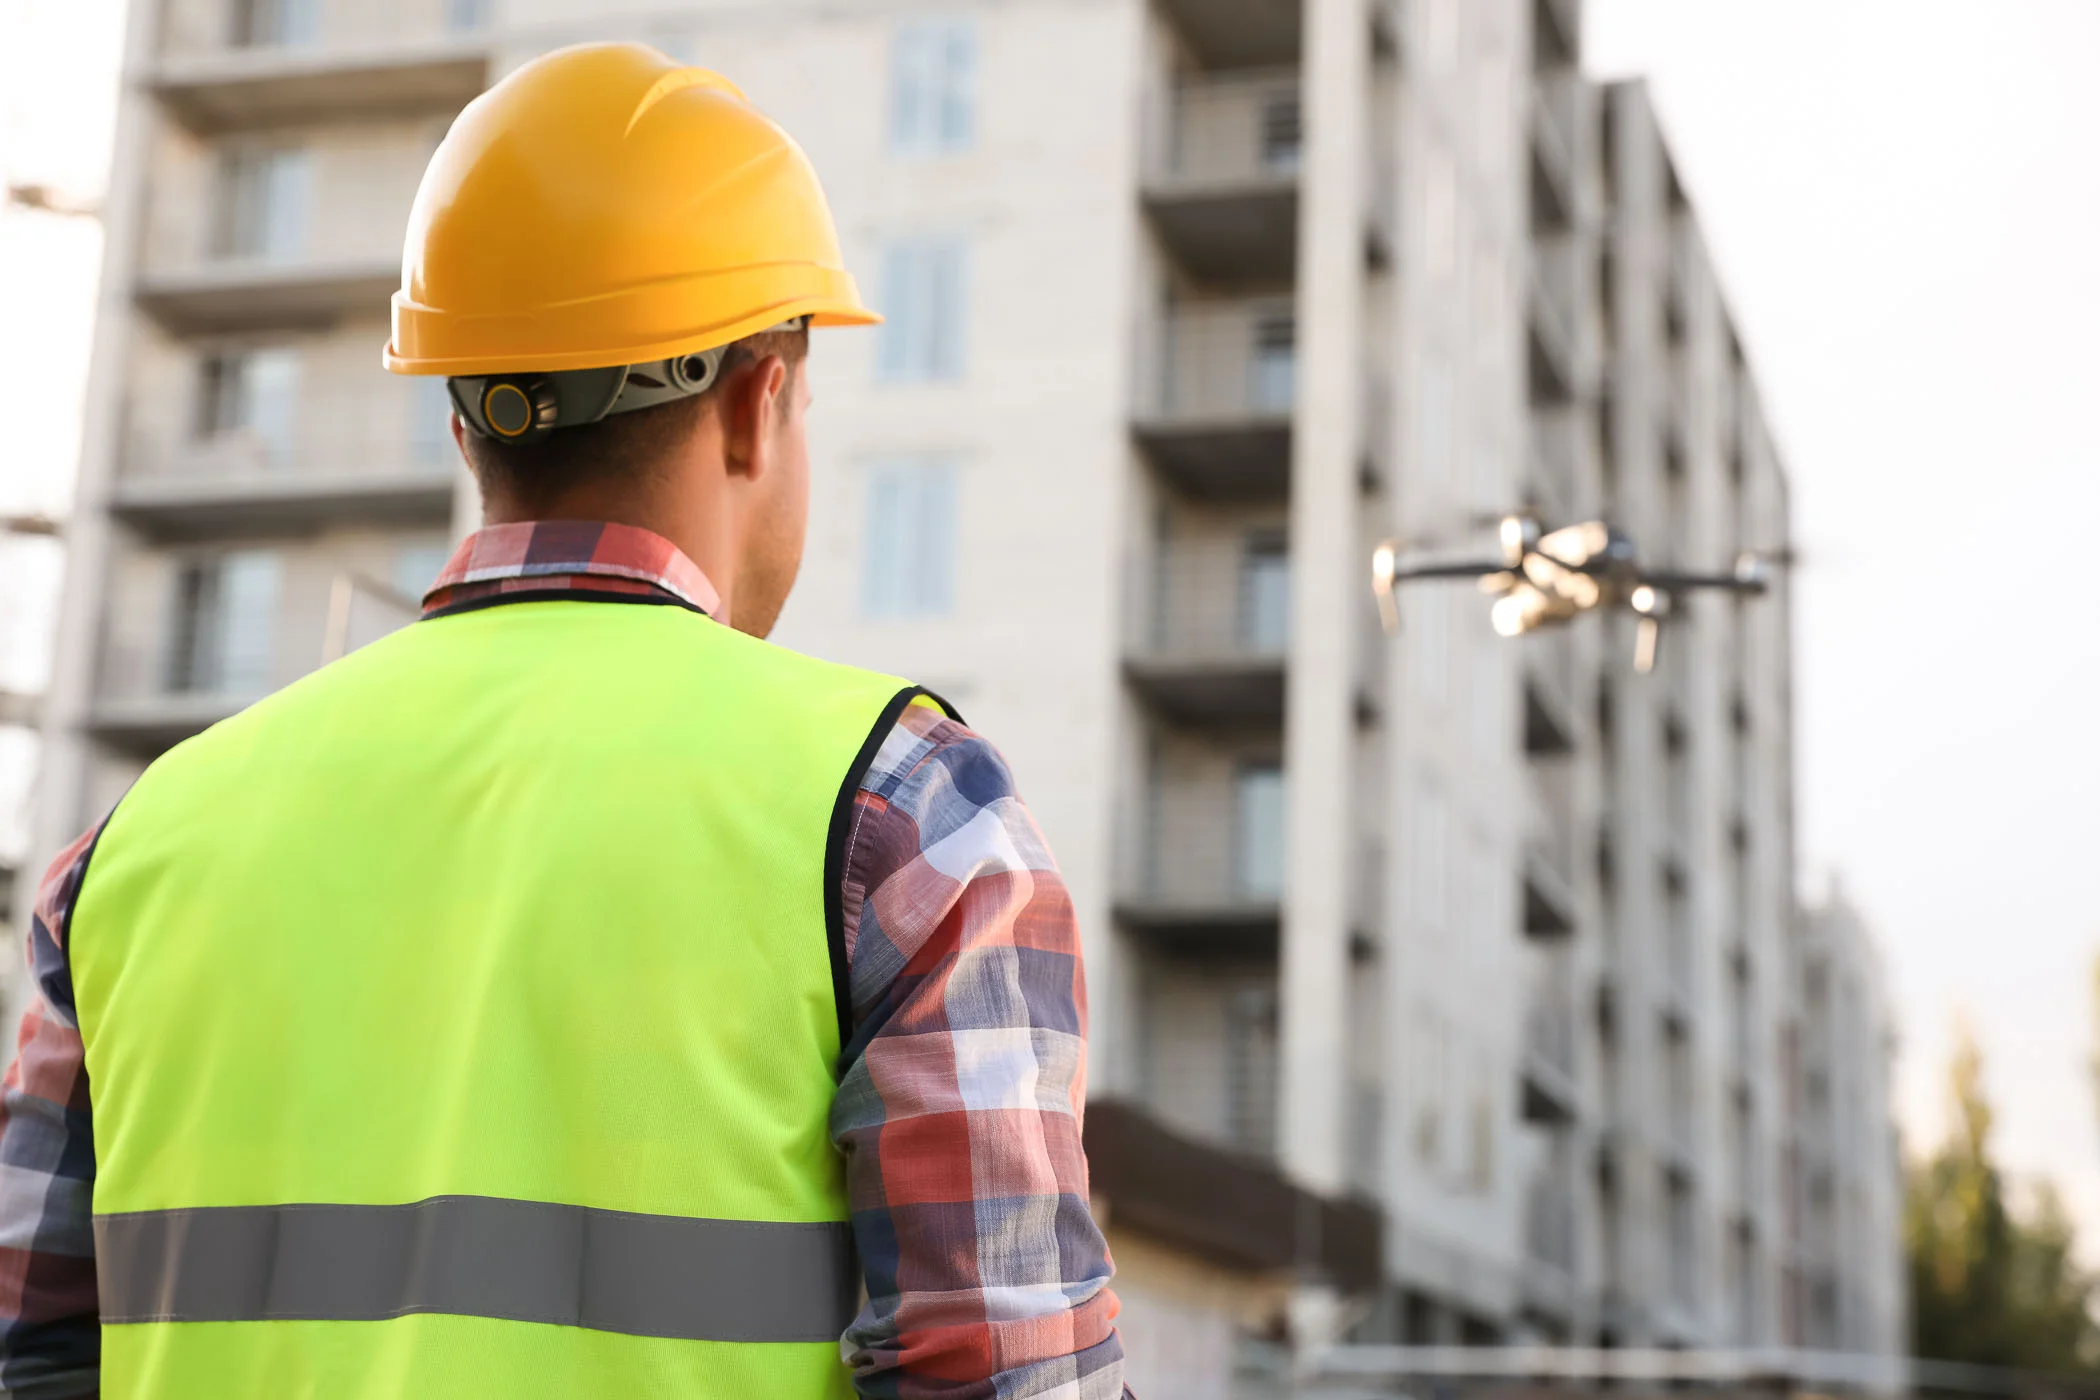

4,0,2099,1252
1586,0,2100,1241
0,0,119,859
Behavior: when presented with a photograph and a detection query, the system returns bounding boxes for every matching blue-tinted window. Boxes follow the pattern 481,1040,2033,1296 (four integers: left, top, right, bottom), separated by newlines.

876,238,970,383
891,19,977,156
861,458,959,618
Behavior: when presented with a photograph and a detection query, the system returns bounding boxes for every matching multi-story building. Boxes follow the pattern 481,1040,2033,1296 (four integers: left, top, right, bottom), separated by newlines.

1579,78,1804,1349
21,0,1900,1391
1793,886,1905,1359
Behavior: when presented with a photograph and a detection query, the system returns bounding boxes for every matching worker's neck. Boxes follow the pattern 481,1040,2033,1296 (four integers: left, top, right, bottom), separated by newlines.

478,479,742,624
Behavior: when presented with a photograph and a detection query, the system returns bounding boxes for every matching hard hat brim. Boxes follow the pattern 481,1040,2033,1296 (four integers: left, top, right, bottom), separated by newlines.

383,286,881,377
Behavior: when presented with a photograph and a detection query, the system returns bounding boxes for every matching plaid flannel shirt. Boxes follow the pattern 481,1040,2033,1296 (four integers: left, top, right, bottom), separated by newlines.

0,521,1128,1399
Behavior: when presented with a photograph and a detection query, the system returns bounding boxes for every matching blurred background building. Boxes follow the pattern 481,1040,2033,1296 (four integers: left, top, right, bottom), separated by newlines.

16,0,1906,1392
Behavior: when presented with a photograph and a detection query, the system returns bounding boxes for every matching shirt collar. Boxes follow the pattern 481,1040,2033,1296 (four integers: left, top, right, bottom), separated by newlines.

421,521,722,618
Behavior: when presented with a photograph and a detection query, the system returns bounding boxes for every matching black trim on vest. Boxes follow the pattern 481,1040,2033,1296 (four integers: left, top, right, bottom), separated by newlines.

824,685,965,1061
420,587,708,622
44,813,115,1028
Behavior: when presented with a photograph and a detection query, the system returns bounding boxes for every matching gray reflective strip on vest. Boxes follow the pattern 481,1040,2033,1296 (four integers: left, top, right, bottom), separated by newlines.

93,1196,858,1343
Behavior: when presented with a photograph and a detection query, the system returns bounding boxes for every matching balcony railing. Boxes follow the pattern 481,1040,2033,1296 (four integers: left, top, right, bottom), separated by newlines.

1521,963,1578,1126
154,0,493,132
1528,403,1598,520
1525,988,1576,1084
126,378,458,480
1151,71,1300,188
1529,233,1599,404
137,131,428,327
1143,71,1300,282
1133,299,1297,500
114,381,459,531
1117,764,1286,955
1530,68,1589,231
1139,299,1297,424
1135,543,1289,663
1526,1170,1578,1274
1523,625,1580,755
1125,540,1290,728
163,0,492,60
93,550,428,753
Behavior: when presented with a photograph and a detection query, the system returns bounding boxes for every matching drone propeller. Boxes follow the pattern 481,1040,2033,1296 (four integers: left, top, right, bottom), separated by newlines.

1371,539,1521,634
1629,584,1670,674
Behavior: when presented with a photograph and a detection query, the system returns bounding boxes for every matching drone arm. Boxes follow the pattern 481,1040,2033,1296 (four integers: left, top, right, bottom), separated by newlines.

1388,561,1518,582
1641,570,1768,595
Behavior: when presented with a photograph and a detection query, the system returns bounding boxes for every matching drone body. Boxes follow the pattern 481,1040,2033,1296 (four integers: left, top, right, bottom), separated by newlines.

1371,513,1776,673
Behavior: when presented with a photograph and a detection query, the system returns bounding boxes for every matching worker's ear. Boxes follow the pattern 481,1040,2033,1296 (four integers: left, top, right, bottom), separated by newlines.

722,355,790,483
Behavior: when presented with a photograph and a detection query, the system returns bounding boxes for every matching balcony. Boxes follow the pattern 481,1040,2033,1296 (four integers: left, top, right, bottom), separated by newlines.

1522,974,1579,1126
113,382,459,537
1522,765,1577,939
1133,299,1295,500
1152,0,1301,69
1145,71,1300,283
1084,1099,1381,1290
1116,756,1285,956
1524,628,1579,755
156,0,491,130
1125,537,1287,728
1524,1169,1578,1318
1533,0,1579,71
1530,69,1584,235
137,259,400,334
1662,911,1697,1033
138,121,429,332
1528,234,1597,406
92,541,435,756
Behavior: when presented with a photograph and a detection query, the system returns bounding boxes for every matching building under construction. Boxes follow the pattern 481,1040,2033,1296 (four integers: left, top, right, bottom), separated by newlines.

19,0,1902,1392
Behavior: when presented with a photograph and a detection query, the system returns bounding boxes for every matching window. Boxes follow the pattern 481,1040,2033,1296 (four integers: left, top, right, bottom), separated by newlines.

1248,313,1296,414
232,0,318,47
1234,762,1286,901
861,457,958,618
876,238,970,382
890,18,977,156
1259,92,1302,173
167,550,281,696
214,145,312,261
199,348,301,466
1236,531,1289,654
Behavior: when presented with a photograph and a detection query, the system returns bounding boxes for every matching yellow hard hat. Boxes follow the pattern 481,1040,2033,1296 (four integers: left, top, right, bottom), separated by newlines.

384,42,876,380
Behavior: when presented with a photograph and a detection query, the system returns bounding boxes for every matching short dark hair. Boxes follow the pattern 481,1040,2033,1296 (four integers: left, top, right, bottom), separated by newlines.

458,325,808,514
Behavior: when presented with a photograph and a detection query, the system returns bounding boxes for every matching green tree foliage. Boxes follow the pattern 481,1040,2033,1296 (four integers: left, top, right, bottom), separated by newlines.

1906,1025,2100,1371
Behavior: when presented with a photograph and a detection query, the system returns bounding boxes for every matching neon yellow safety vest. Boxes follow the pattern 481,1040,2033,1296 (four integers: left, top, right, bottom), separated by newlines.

68,596,943,1398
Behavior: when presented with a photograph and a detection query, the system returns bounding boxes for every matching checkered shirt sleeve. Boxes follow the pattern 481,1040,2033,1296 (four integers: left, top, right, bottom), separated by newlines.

833,703,1128,1399
0,824,103,1399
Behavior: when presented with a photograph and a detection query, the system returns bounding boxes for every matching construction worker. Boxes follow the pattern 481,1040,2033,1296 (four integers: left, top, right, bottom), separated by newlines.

0,43,1127,1398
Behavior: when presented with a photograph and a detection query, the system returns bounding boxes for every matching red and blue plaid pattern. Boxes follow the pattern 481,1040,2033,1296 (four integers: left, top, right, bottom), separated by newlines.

424,519,723,615
0,523,1126,1399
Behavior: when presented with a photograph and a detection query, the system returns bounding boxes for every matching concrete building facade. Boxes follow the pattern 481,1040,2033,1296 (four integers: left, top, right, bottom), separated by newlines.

21,0,1903,1390
1795,887,1907,1360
